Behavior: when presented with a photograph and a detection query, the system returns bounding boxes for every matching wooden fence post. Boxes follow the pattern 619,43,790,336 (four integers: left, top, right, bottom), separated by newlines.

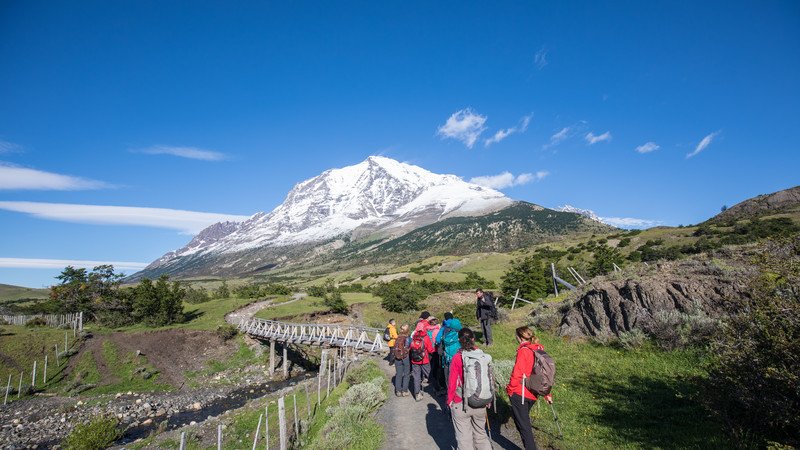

278,396,287,450
317,362,322,406
217,424,222,450
55,344,59,366
269,340,276,376
17,372,23,399
304,384,311,419
31,361,36,387
326,359,331,398
252,413,263,450
43,355,48,384
265,403,269,450
282,345,288,378
4,374,10,405
65,331,68,352
179,431,186,450
293,392,298,438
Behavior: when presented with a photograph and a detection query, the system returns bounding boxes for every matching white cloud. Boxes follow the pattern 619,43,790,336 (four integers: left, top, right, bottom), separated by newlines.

585,131,612,145
0,201,250,235
686,131,720,158
484,114,532,147
0,257,149,271
137,145,228,161
0,162,112,190
599,216,662,229
635,142,660,154
469,170,548,189
534,47,548,69
0,139,22,153
437,108,487,148
548,127,571,147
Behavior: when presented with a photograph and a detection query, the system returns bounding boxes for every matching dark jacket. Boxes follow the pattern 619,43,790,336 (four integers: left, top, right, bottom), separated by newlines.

476,295,494,320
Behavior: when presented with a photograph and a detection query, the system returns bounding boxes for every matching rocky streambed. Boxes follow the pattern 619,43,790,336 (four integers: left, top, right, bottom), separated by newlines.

0,373,312,449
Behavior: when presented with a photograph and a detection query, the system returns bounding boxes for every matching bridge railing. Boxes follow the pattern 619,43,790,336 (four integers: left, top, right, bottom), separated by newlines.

238,317,386,353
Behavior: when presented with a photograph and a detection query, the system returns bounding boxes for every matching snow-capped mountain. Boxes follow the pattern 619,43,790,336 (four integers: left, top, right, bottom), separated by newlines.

141,156,512,275
557,205,602,223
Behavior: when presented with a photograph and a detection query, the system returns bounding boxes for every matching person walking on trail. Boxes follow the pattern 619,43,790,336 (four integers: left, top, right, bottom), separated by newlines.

436,312,462,389
427,316,444,394
393,324,412,397
506,326,552,450
386,319,398,365
447,327,493,450
475,289,495,346
410,319,435,402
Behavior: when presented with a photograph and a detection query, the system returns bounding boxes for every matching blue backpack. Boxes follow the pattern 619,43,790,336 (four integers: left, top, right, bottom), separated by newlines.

442,319,463,364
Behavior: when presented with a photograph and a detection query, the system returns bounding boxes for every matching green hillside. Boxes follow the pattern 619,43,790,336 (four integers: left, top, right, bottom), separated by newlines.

0,283,50,302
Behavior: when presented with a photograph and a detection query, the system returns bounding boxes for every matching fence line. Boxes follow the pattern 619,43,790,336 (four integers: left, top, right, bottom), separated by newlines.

0,312,83,331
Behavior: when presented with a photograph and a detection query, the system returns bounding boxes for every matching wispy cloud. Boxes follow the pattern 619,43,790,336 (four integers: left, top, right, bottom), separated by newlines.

484,114,532,147
534,47,548,69
136,145,228,161
470,170,548,189
0,201,250,235
585,131,612,145
0,139,22,153
547,127,571,148
0,257,149,271
635,142,660,154
686,131,720,158
599,217,662,229
437,108,487,148
0,162,112,190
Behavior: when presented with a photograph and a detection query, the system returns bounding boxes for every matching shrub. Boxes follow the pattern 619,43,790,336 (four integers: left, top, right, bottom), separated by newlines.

616,329,648,350
183,286,211,304
323,290,349,314
25,317,48,327
706,237,800,446
215,324,239,341
500,256,549,303
63,416,121,450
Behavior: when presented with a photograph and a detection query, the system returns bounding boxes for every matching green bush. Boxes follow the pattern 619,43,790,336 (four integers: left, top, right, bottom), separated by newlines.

215,324,239,341
183,285,211,304
25,316,48,327
324,290,349,314
63,416,121,450
500,256,549,303
706,237,800,446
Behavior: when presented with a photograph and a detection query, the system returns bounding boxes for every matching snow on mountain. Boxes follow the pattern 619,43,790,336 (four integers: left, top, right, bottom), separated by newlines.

147,156,511,269
557,205,603,223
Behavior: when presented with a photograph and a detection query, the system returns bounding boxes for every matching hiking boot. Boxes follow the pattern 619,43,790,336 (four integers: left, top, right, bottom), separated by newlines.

415,393,423,402
403,391,409,397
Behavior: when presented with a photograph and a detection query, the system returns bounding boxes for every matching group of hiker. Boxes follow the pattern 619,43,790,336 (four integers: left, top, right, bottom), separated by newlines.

383,289,555,450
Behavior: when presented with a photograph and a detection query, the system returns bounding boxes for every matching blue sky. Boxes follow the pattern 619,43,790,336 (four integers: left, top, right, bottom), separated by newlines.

1,1,798,287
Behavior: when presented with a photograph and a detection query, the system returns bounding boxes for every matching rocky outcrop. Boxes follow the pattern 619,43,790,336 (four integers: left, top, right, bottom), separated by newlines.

557,259,751,338
711,185,800,223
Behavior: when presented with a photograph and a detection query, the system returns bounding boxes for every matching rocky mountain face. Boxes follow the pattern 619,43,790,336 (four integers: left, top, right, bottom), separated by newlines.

134,156,520,279
710,185,800,223
556,205,602,223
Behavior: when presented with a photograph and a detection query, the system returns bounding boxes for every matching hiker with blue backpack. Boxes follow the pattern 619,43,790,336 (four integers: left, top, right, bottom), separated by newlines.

447,327,494,450
506,326,555,450
436,312,463,390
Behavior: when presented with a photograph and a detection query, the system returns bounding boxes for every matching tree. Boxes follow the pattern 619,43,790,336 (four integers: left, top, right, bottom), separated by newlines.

51,266,91,312
375,278,426,313
214,280,230,299
500,257,549,302
588,245,623,277
323,289,349,314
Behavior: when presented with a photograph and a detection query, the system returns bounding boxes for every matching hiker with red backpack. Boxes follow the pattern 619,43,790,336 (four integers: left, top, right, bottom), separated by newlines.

410,313,435,401
447,327,493,450
506,326,554,450
393,324,412,397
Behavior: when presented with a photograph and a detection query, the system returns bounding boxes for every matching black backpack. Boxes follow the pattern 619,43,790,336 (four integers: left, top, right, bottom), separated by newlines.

383,326,391,341
484,291,499,320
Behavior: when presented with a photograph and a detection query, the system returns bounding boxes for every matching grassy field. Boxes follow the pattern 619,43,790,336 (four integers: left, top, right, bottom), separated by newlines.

0,283,50,302
68,339,171,395
254,293,380,321
0,325,73,391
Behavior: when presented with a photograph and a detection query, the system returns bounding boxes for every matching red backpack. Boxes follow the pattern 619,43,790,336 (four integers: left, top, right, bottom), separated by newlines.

409,331,427,363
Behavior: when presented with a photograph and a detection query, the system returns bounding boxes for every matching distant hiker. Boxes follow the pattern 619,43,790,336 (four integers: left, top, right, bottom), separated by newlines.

447,327,493,450
427,316,444,394
475,289,496,346
393,324,412,397
505,326,553,450
385,319,398,365
436,312,463,389
410,317,435,402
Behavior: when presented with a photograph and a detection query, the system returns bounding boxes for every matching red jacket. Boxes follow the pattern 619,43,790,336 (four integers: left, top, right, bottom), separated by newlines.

505,342,544,402
410,331,435,365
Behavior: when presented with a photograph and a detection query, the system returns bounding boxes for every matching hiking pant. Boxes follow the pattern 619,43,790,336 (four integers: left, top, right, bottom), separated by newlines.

510,394,538,450
480,319,493,345
450,403,492,450
443,361,451,389
429,352,442,389
411,363,430,395
394,356,410,393
387,346,396,365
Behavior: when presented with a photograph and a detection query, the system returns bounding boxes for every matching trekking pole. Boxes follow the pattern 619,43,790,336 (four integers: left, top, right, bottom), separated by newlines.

548,401,563,439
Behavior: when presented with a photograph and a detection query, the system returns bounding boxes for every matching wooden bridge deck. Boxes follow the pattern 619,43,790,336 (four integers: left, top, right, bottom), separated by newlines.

238,318,386,353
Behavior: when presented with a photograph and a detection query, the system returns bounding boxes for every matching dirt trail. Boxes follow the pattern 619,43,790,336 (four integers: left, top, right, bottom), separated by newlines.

375,357,523,450
225,296,304,326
